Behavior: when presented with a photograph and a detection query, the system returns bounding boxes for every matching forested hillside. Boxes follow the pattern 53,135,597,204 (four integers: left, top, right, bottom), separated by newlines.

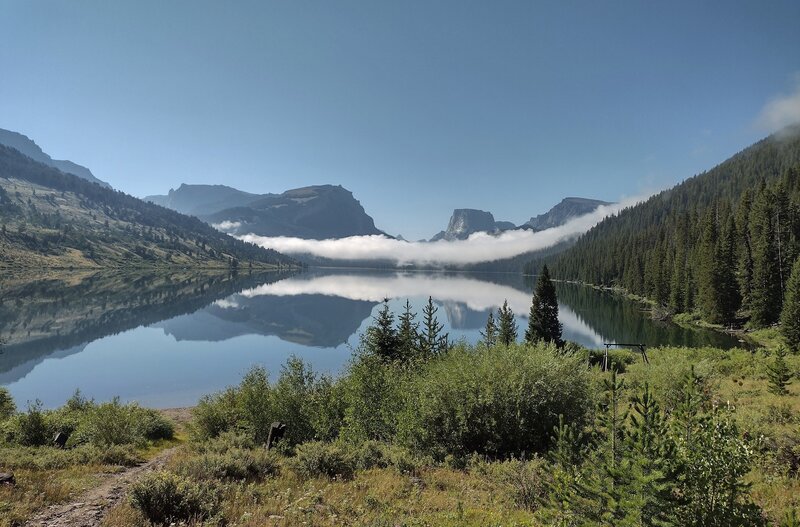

0,145,295,268
548,127,800,338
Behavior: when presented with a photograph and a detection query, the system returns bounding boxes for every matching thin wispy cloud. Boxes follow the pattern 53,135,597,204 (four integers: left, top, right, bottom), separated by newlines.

236,196,647,266
757,77,800,132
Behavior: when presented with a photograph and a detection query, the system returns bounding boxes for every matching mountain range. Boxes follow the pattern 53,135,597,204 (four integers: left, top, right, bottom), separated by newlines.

146,184,384,239
429,197,610,242
0,144,295,268
0,128,110,188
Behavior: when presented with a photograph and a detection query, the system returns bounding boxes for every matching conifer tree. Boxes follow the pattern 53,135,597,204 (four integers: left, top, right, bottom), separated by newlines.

718,213,742,324
698,207,722,322
750,184,783,327
419,296,448,358
525,265,563,346
497,299,517,346
781,258,800,352
736,190,755,310
396,299,420,361
480,310,497,348
766,347,792,396
365,299,399,361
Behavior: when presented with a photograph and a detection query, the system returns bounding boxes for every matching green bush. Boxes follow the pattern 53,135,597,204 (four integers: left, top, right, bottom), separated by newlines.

0,444,141,469
340,351,408,443
397,343,591,459
176,448,279,481
74,398,174,446
192,388,240,441
290,441,356,480
4,401,49,446
129,471,221,526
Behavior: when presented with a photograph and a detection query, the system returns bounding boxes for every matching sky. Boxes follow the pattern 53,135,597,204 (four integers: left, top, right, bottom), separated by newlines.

2,1,800,240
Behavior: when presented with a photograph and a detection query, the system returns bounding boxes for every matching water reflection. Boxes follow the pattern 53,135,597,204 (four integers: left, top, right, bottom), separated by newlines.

0,269,745,408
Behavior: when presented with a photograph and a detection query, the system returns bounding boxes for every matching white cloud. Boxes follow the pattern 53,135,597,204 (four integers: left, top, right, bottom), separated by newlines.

757,78,800,132
237,196,647,265
212,221,242,231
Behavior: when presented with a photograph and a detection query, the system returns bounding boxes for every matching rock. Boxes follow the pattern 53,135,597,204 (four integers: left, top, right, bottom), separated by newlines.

53,431,70,449
266,422,287,450
0,472,15,485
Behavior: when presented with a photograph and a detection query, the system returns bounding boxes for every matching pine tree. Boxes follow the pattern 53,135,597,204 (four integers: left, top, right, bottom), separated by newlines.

525,265,563,346
419,296,448,358
750,184,783,327
480,310,497,348
781,258,800,352
736,190,755,310
365,299,399,361
718,213,742,324
766,347,792,396
497,300,517,346
396,299,420,361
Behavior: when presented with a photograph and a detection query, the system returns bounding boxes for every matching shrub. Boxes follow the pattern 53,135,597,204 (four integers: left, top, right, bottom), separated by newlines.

129,471,221,526
5,401,49,446
340,351,408,443
175,448,279,481
192,388,240,441
397,343,591,459
290,441,356,480
73,398,173,446
0,444,141,469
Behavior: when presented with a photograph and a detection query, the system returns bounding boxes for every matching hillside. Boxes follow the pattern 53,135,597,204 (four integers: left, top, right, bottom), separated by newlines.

0,128,110,188
0,145,296,269
547,127,800,329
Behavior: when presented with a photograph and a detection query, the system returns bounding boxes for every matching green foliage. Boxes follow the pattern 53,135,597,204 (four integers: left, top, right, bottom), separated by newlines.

0,387,15,421
782,258,800,351
766,347,793,396
175,448,279,482
4,401,49,446
480,309,497,347
396,299,420,360
129,471,221,526
0,444,141,469
341,351,406,443
419,296,449,358
496,299,517,346
73,398,174,446
365,299,401,361
290,441,356,480
397,343,590,459
525,265,563,346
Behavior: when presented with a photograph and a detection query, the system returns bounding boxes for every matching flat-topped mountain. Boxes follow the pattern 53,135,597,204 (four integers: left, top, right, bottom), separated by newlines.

524,197,611,230
430,209,515,241
0,145,295,268
145,184,262,216
0,128,110,188
148,183,384,240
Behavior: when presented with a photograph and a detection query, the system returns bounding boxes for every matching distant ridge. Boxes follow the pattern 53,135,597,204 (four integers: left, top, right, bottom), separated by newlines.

0,128,110,188
148,183,385,240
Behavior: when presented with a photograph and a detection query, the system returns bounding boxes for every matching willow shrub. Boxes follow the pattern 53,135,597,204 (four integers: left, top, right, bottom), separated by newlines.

397,343,591,460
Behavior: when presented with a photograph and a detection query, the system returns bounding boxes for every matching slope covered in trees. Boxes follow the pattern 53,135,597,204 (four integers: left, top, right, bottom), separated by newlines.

547,127,800,333
0,145,295,268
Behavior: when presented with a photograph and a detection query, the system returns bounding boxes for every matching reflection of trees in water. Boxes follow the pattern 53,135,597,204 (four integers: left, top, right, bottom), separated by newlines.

554,282,744,349
0,270,295,376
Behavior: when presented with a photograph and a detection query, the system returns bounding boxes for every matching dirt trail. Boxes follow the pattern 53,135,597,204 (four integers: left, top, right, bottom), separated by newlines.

24,447,177,527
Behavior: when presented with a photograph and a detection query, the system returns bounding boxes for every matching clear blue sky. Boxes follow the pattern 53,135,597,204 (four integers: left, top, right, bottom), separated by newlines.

2,1,800,240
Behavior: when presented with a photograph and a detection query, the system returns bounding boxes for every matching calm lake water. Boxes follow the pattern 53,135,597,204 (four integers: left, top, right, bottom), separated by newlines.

0,268,745,409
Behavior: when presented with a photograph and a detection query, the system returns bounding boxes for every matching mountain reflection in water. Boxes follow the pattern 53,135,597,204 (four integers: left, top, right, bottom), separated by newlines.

0,269,745,408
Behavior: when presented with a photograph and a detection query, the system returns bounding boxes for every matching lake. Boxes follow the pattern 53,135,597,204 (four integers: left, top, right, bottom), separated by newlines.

0,268,745,409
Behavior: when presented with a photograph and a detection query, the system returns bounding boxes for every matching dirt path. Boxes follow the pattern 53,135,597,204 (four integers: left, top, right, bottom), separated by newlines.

24,447,178,527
